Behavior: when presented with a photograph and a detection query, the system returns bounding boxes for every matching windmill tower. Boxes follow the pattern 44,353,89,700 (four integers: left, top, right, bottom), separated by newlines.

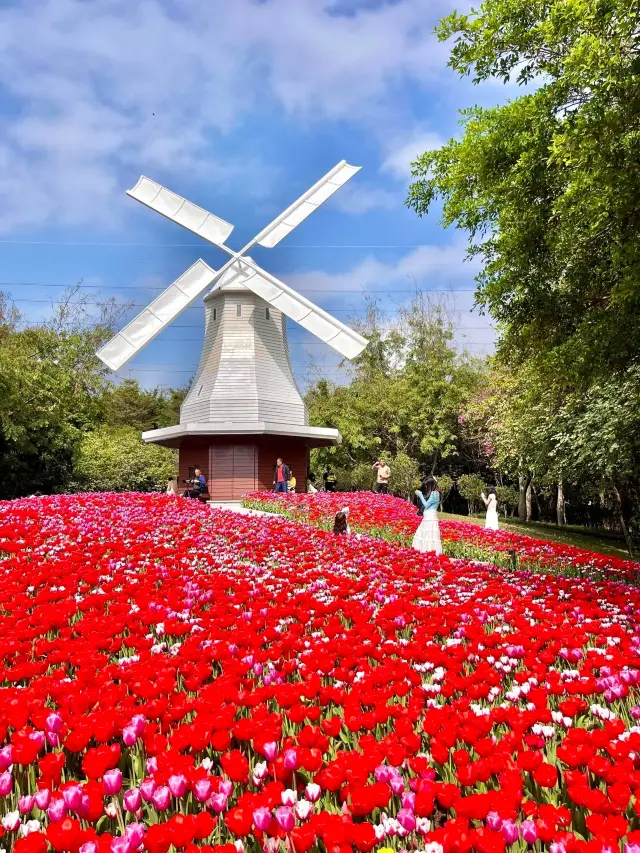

97,162,368,501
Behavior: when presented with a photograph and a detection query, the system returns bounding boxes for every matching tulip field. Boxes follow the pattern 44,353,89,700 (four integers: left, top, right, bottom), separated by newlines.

243,492,639,584
2,494,640,853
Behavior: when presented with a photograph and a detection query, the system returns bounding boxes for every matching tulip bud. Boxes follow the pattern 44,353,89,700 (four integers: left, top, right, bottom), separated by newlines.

152,786,171,811
521,821,538,844
501,820,519,844
281,789,297,806
168,774,188,798
124,788,142,812
486,812,502,832
194,779,212,803
0,771,13,796
397,809,416,832
305,782,321,803
263,742,278,761
253,806,272,831
283,749,298,770
34,788,51,810
103,768,123,795
275,806,295,832
48,798,68,822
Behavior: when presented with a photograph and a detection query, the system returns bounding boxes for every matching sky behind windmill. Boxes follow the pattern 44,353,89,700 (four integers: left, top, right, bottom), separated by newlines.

0,0,509,389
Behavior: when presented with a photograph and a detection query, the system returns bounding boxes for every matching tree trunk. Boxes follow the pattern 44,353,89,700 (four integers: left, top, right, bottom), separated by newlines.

430,451,438,476
525,482,533,522
518,471,531,522
556,480,566,526
611,482,634,558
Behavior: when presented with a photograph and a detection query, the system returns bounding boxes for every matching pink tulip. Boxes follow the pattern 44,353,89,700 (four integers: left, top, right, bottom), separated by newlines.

521,821,538,844
63,785,83,811
146,757,158,775
401,792,416,811
253,806,272,831
390,775,404,795
210,793,229,813
47,731,60,747
48,798,68,822
194,779,213,803
140,778,156,802
126,822,146,848
0,746,13,770
397,809,416,832
152,786,170,811
0,771,13,796
79,843,98,853
502,820,519,844
168,774,188,798
46,712,63,733
124,789,142,812
305,783,321,803
123,727,138,747
275,806,295,832
103,768,123,795
283,749,298,770
551,844,567,853
219,780,234,797
110,839,132,853
486,812,502,832
34,789,51,810
19,795,34,814
131,715,146,736
29,731,45,751
263,742,278,761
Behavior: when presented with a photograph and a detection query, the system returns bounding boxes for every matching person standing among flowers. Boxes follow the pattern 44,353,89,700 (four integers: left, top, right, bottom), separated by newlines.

288,471,297,493
481,487,500,530
273,458,290,493
412,477,442,555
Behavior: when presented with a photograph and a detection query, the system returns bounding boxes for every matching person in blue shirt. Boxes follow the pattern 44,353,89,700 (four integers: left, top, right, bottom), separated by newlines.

412,477,442,555
183,468,207,500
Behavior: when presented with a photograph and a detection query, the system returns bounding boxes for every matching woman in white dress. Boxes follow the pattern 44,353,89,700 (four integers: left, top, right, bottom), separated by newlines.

481,487,499,530
412,478,442,555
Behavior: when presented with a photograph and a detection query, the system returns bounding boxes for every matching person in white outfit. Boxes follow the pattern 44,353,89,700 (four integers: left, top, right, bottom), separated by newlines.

412,478,442,555
481,487,500,530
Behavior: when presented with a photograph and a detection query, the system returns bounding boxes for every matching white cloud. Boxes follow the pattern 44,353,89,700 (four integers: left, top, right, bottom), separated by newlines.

0,0,464,233
381,131,447,181
333,183,397,215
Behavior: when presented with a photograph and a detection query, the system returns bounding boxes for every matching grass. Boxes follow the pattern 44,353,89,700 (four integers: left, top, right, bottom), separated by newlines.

440,511,633,560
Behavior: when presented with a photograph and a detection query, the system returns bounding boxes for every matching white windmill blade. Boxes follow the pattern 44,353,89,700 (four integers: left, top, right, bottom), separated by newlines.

127,177,234,247
254,161,361,249
96,260,218,370
217,258,367,360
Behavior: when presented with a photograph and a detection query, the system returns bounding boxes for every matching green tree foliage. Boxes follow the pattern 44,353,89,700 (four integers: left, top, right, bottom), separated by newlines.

457,474,487,515
306,293,486,486
408,0,640,382
71,426,177,493
0,295,113,498
0,289,188,498
100,379,187,431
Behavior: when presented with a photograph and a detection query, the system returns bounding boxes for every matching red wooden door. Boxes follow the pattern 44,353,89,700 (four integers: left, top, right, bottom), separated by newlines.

232,445,257,500
209,444,256,500
209,445,233,500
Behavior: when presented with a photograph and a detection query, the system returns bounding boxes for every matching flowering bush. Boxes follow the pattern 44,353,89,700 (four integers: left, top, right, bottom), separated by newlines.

2,493,640,853
242,492,640,583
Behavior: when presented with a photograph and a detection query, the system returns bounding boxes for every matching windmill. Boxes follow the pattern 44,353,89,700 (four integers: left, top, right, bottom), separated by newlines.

97,161,368,501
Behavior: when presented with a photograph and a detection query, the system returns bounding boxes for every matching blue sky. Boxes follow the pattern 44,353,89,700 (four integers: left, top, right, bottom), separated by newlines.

0,0,510,391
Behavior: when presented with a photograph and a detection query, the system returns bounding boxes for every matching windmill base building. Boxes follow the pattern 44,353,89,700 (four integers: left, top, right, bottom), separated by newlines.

141,279,340,501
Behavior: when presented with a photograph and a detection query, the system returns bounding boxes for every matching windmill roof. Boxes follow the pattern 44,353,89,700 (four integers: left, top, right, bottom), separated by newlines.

141,422,340,448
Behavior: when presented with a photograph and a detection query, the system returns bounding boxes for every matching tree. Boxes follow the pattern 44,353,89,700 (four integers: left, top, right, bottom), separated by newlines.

0,291,118,498
408,0,640,384
100,379,188,432
306,292,486,482
71,426,177,493
457,474,487,515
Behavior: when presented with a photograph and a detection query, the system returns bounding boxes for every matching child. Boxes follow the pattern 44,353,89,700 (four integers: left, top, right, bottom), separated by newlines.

333,507,351,535
288,472,297,493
